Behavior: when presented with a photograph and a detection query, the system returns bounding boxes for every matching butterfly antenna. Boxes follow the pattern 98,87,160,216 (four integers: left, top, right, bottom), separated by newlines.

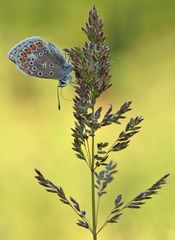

57,85,61,110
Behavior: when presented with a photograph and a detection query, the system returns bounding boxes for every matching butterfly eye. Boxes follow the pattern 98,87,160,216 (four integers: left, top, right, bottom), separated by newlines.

49,71,54,76
60,80,66,86
49,63,54,67
50,49,53,53
29,61,34,66
31,58,35,61
39,52,43,57
37,71,43,76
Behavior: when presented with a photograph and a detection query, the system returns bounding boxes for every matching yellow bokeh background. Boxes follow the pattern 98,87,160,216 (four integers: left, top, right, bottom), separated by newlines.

1,1,175,240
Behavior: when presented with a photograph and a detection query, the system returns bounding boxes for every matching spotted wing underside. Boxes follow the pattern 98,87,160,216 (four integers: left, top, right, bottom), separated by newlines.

8,37,67,80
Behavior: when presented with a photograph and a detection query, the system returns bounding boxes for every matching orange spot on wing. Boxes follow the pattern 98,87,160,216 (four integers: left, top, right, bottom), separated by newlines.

26,69,30,74
31,44,36,50
38,41,43,48
20,52,26,57
22,63,28,69
20,56,25,62
26,48,31,54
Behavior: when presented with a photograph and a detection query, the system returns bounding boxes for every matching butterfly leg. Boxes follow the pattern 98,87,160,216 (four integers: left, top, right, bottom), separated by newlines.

57,85,61,110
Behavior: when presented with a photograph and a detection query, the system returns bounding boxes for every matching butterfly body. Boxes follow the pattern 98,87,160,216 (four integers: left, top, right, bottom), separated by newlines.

8,37,72,87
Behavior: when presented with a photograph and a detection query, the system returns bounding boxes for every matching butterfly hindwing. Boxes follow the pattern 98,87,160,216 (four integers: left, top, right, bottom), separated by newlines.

8,36,72,86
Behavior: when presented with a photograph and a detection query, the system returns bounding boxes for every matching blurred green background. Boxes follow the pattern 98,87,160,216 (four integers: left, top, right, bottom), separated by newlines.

1,0,175,239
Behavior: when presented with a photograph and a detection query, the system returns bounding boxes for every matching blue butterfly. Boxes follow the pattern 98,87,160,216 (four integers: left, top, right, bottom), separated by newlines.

8,37,73,109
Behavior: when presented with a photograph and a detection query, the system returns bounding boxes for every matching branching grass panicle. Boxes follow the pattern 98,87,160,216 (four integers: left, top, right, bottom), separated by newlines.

35,6,170,240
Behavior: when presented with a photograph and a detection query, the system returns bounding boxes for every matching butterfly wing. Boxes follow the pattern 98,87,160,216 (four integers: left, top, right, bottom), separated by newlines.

8,37,67,81
48,43,66,65
8,37,39,64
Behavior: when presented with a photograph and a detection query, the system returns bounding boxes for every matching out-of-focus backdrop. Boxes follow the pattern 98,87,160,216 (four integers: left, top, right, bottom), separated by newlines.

1,1,175,240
